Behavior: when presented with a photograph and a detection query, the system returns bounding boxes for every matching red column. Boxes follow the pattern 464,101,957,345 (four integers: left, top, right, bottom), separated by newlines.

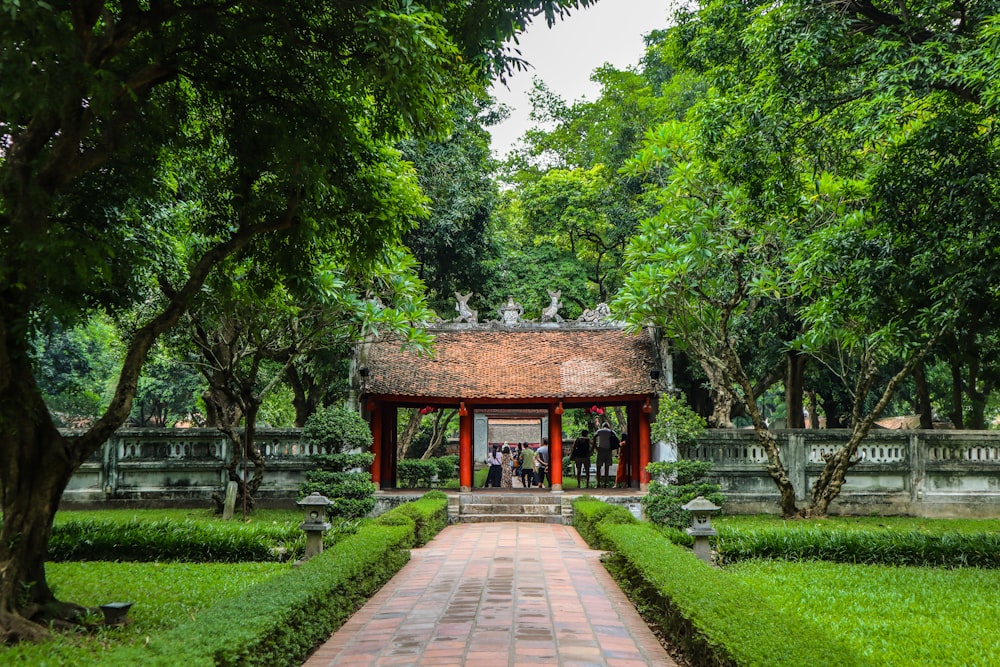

639,406,652,490
369,401,382,487
459,408,473,491
549,404,563,491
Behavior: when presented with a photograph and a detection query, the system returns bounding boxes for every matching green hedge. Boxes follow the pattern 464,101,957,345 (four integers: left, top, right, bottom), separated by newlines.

375,491,448,547
100,523,413,666
571,496,638,550
48,518,358,562
598,522,877,667
715,524,1000,568
101,492,451,666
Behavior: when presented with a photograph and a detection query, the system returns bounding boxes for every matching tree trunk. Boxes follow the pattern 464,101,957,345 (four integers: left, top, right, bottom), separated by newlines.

420,409,457,459
0,352,89,640
948,355,965,429
913,362,934,429
397,409,422,459
805,390,820,428
784,351,807,428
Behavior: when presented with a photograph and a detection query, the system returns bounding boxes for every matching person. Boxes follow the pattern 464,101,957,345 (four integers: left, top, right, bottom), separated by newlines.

514,443,524,481
614,432,631,489
570,428,593,489
500,444,514,488
485,444,503,487
593,421,618,488
520,443,536,489
535,438,550,488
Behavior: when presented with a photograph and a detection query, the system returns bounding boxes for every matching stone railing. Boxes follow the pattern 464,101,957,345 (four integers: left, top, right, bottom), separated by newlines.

679,429,1000,517
65,428,316,506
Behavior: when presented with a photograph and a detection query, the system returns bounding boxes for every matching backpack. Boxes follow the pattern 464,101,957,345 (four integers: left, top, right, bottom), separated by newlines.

610,432,620,450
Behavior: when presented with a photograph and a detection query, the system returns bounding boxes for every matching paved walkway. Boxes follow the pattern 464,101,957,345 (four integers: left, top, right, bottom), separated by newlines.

303,523,676,667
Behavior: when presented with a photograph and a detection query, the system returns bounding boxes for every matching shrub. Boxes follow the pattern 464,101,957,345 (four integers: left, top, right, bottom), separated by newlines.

397,459,437,488
299,448,376,519
598,522,875,667
642,461,724,529
432,455,459,482
375,491,448,546
650,393,706,447
47,517,359,562
302,405,372,454
571,496,637,550
103,522,414,666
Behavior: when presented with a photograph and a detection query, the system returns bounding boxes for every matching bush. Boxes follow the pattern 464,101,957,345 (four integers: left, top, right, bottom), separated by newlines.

397,459,437,488
302,405,372,454
375,491,448,546
47,517,359,562
715,523,1000,568
300,451,376,520
571,496,637,550
642,461,724,529
432,455,459,482
102,521,414,666
598,521,875,667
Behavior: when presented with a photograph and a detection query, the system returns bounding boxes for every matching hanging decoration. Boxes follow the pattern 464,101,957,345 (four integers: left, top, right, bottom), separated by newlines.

585,405,605,416
419,406,437,415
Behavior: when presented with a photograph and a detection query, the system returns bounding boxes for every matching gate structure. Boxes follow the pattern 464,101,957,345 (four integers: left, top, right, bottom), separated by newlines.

355,311,667,492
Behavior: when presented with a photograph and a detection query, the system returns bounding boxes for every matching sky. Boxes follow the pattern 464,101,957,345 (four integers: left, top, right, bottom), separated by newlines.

488,0,673,158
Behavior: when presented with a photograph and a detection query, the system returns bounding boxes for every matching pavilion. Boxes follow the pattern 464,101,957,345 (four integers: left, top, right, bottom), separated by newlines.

355,305,669,492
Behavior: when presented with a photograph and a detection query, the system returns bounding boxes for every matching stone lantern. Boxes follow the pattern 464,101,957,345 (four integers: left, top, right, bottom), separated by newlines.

682,495,720,565
297,492,332,561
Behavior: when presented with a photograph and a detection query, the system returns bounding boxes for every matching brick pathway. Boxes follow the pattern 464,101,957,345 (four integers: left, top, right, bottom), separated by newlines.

303,522,675,667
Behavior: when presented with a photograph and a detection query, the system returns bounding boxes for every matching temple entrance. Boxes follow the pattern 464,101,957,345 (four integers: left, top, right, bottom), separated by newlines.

354,298,669,494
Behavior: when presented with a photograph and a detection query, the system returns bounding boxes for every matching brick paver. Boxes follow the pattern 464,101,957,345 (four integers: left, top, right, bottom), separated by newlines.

303,523,676,667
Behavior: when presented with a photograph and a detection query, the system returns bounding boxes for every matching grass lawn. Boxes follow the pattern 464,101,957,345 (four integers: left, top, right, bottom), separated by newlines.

0,561,286,666
54,508,303,525
727,559,1000,666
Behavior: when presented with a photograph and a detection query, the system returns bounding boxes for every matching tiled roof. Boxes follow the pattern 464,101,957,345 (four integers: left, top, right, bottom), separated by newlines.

365,327,658,400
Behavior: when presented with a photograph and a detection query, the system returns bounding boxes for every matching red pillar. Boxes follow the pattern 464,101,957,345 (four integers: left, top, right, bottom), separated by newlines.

459,408,473,491
549,404,563,491
639,406,652,490
369,401,382,487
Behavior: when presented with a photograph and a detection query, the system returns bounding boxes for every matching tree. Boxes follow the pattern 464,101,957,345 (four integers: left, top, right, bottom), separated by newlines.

618,0,994,517
0,0,597,640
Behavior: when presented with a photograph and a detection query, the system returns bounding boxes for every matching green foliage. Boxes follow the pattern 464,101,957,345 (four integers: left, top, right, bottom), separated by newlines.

570,496,638,550
47,517,359,563
397,459,438,488
715,520,1000,569
300,449,377,519
432,455,459,481
598,522,876,667
650,394,706,447
375,491,448,547
642,461,724,529
302,405,373,454
103,522,414,666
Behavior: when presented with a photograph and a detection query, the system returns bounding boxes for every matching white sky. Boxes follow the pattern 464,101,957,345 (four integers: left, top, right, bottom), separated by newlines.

488,0,672,158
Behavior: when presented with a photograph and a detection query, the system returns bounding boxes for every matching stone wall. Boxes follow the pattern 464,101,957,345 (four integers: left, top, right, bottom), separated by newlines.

682,429,1000,517
62,427,1000,517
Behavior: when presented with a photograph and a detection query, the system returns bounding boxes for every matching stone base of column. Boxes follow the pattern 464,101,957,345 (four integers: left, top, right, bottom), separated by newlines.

460,485,471,492
550,484,563,493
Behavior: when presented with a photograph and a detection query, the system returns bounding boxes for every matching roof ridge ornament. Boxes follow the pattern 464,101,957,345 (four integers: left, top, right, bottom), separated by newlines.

540,289,564,323
454,291,478,324
498,296,525,326
578,302,612,324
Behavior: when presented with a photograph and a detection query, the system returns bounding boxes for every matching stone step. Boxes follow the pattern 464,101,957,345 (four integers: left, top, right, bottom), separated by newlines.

462,494,560,505
457,514,564,524
460,503,561,515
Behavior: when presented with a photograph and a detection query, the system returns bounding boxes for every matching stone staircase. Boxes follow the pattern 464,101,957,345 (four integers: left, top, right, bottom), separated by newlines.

449,492,570,524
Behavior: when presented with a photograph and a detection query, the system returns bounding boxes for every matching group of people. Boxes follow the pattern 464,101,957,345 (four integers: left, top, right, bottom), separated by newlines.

484,422,631,490
570,422,630,489
484,440,553,489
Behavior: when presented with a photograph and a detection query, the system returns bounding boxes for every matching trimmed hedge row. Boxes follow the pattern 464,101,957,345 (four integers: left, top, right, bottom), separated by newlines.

572,497,876,667
98,493,450,666
597,521,877,667
374,490,448,546
48,518,355,563
715,524,1000,568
